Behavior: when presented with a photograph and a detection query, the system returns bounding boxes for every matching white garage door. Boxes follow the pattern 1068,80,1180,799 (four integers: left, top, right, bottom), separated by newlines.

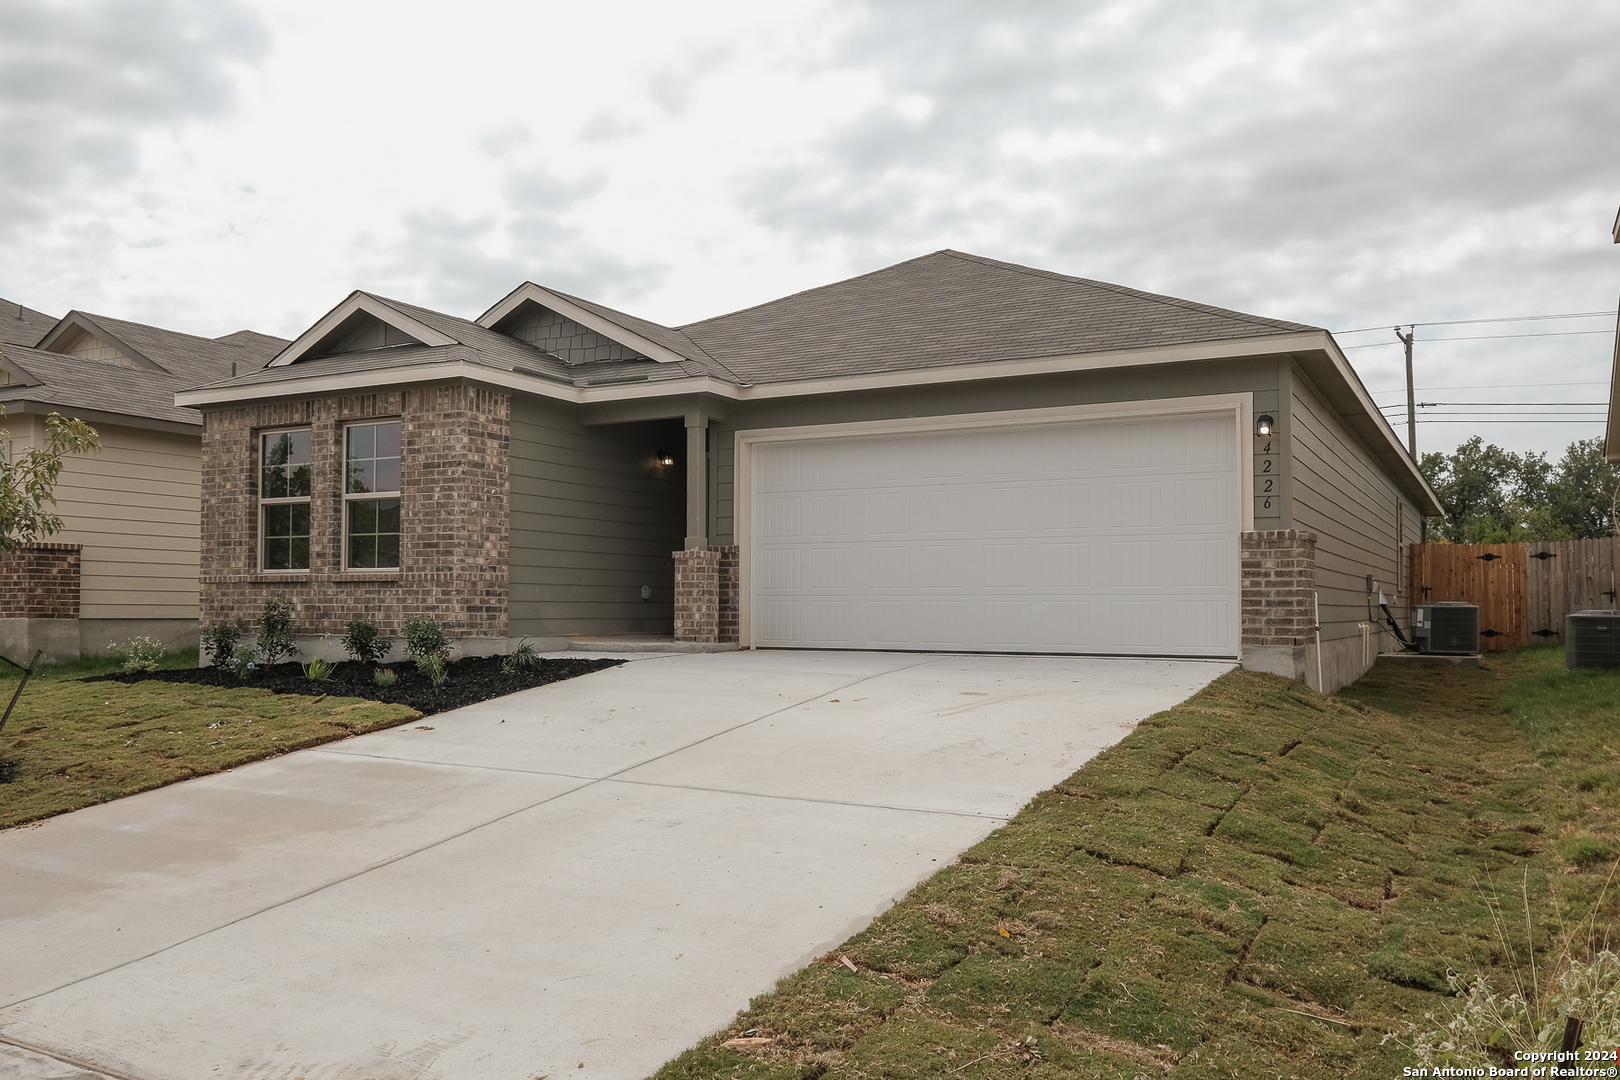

749,411,1240,656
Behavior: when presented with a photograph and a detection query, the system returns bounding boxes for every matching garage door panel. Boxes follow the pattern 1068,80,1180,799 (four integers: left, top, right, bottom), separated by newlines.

751,412,1240,656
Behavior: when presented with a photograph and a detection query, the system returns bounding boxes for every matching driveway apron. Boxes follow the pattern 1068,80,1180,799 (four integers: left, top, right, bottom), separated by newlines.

0,651,1230,1079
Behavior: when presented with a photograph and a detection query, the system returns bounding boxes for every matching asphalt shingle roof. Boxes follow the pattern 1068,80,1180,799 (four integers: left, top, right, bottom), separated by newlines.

210,250,1321,398
0,298,59,348
2,311,290,426
676,250,1318,384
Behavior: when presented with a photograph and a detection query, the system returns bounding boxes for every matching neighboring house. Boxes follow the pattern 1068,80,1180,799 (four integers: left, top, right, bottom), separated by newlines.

1607,204,1619,464
1,300,288,661
179,251,1441,692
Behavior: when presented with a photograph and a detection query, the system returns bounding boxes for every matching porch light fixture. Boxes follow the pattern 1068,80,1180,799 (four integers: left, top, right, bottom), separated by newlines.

657,452,675,466
1256,414,1275,438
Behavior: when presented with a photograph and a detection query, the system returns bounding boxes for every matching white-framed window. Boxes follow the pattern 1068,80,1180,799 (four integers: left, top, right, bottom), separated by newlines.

260,429,312,571
344,420,402,570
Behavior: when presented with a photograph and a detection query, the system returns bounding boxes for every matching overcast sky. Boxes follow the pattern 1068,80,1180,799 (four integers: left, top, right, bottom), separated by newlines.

3,0,1617,459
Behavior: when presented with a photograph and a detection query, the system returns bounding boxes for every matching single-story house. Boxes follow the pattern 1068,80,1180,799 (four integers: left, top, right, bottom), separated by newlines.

178,250,1441,692
1,299,287,660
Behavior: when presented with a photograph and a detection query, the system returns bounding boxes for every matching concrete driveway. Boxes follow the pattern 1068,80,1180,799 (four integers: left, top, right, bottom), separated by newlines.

0,650,1230,1080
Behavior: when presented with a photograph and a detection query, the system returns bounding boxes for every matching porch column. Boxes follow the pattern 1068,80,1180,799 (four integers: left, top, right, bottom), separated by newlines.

684,410,707,550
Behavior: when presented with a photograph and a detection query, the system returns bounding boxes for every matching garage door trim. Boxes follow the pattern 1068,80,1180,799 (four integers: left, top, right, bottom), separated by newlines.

734,393,1256,649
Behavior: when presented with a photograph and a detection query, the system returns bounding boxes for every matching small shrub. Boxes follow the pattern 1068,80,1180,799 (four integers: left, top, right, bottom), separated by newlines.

341,619,389,665
223,646,260,682
201,619,246,665
501,639,540,674
256,596,298,666
418,653,450,687
302,657,334,683
403,614,449,663
108,636,165,674
1394,952,1620,1070
373,667,397,687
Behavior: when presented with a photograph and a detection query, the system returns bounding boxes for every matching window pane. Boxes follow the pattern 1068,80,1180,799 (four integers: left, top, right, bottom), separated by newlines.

349,534,377,569
287,430,311,463
346,421,401,495
347,461,374,494
375,422,400,459
287,462,311,498
263,503,311,571
347,425,375,460
347,497,400,570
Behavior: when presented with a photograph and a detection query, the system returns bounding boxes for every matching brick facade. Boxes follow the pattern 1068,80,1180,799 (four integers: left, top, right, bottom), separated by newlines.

199,385,510,640
1240,529,1318,648
672,548,719,643
0,543,82,619
673,545,740,645
714,545,739,644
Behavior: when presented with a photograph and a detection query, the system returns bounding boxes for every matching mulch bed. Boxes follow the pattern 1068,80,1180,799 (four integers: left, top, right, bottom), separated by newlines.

85,655,626,717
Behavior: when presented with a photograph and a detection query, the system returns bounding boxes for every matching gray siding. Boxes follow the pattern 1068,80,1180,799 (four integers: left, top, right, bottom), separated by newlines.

1287,367,1419,647
509,396,683,637
710,357,1284,546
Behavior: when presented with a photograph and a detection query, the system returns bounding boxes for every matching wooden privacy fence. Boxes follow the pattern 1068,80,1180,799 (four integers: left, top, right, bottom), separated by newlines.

1409,538,1620,651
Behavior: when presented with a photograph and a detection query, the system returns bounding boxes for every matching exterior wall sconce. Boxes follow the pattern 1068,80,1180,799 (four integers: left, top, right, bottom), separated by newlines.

657,452,675,466
1256,414,1275,438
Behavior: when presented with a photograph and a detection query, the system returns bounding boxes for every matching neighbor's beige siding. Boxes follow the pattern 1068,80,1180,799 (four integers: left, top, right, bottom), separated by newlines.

40,419,203,620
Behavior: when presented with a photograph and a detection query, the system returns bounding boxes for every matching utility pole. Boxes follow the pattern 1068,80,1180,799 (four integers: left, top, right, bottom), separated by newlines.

1394,325,1416,459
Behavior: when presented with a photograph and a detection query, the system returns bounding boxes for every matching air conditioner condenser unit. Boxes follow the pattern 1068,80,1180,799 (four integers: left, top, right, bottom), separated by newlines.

1566,610,1620,669
1414,602,1479,655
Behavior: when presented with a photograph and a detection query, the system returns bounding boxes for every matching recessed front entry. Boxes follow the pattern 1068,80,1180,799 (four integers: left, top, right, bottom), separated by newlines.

748,410,1241,656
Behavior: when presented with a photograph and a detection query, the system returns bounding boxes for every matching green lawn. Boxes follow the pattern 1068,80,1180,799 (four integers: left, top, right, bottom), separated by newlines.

654,647,1618,1079
0,649,419,830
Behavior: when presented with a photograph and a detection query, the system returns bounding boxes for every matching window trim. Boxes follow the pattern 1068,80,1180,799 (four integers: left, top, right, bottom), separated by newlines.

258,426,313,573
341,419,403,572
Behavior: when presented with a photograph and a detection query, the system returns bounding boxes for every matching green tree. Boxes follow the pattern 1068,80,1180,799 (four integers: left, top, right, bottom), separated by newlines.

1421,436,1618,542
1544,437,1618,538
1,345,100,552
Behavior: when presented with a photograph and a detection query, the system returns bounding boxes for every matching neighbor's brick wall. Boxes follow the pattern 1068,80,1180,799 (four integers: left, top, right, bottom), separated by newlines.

1241,529,1318,648
200,385,510,639
673,548,719,643
0,543,81,619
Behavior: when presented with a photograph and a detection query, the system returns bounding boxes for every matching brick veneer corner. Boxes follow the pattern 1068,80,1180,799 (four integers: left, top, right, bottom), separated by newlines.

714,545,739,644
199,386,511,641
1240,529,1318,648
0,543,82,619
673,548,720,643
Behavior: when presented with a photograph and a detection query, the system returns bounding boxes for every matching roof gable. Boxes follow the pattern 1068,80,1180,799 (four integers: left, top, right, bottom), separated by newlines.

270,293,458,367
479,283,697,366
36,313,168,372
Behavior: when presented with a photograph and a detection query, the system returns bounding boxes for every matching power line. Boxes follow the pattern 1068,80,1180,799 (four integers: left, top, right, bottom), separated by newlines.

1335,310,1615,334
1370,380,1607,394
1343,329,1614,349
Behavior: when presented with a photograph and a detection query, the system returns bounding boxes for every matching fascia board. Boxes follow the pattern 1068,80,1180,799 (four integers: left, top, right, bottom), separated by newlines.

0,397,200,436
266,293,458,368
35,312,164,372
476,283,691,365
177,354,586,409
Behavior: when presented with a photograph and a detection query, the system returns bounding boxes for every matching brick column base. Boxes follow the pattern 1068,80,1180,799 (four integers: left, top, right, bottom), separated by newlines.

673,548,720,643
714,545,739,643
1240,529,1318,684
